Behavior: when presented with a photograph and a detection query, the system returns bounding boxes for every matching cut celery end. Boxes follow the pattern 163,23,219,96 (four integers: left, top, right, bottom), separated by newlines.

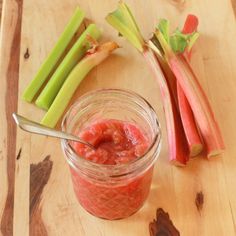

35,24,101,110
22,7,85,102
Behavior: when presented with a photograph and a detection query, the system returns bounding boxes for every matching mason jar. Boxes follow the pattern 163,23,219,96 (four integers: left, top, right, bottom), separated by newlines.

61,89,161,220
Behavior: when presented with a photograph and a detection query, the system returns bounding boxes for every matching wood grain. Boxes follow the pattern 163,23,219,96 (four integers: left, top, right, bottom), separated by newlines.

149,208,180,236
195,191,204,213
0,0,23,235
30,155,53,236
1,0,236,236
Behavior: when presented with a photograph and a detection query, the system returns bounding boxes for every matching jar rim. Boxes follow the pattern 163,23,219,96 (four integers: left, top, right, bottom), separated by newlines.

61,88,161,171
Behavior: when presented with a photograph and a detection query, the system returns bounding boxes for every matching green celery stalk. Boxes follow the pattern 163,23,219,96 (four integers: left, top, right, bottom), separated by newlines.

22,7,85,102
41,41,118,128
35,24,101,110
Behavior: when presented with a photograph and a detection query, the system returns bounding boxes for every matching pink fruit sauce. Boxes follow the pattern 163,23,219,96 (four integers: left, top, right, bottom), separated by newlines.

70,119,153,220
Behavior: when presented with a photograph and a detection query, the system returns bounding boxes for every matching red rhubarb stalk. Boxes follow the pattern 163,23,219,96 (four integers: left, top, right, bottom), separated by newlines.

177,14,203,157
153,46,202,157
177,82,203,156
161,40,224,157
151,16,203,157
154,16,224,157
182,14,199,61
144,49,189,165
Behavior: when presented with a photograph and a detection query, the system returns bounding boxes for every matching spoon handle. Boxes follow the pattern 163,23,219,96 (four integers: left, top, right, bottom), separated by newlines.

12,113,94,149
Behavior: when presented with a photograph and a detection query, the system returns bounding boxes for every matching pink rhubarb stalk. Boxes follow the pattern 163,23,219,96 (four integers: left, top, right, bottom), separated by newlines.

177,82,203,156
156,24,225,157
106,2,189,165
144,49,188,165
168,51,224,157
177,14,203,157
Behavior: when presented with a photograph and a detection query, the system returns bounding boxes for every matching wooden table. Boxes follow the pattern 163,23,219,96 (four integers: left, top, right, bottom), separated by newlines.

1,0,236,235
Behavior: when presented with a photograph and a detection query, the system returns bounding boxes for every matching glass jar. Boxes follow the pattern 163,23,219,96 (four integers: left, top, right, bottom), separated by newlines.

61,89,161,220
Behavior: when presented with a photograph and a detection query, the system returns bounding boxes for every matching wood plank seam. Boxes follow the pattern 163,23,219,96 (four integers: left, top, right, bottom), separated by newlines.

0,0,23,235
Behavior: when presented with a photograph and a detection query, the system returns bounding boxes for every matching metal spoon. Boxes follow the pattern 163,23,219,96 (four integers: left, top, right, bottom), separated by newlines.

12,113,95,150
